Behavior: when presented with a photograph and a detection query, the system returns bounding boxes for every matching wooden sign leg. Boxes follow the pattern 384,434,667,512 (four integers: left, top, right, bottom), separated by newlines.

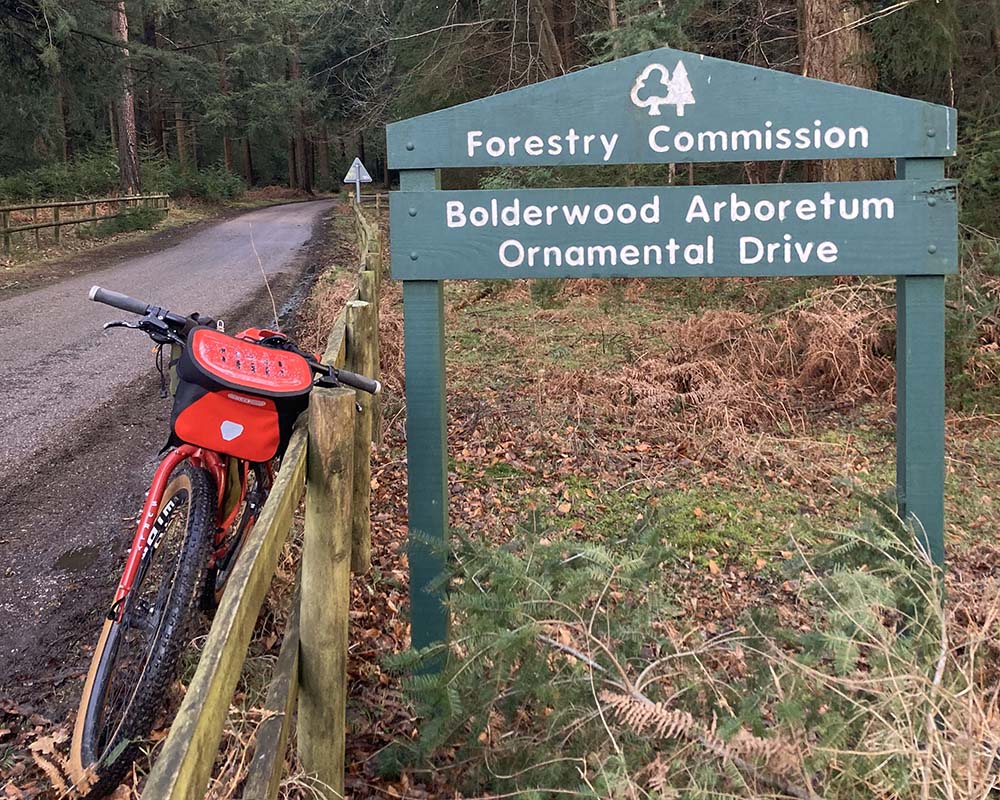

896,157,947,566
402,279,450,653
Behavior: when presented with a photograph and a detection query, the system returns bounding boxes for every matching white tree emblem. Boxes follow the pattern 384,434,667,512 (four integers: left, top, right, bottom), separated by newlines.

630,60,696,117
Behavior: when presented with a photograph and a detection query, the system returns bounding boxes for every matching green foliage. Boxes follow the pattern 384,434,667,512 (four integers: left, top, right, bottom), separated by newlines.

589,0,702,61
141,159,245,202
944,231,1000,410
529,278,565,309
871,0,959,103
386,522,675,795
388,497,980,797
0,149,119,202
0,150,244,204
953,119,1000,235
83,205,167,238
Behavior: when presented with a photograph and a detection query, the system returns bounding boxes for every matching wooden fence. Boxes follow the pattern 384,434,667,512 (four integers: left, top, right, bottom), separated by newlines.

0,194,169,255
357,191,388,212
142,200,384,800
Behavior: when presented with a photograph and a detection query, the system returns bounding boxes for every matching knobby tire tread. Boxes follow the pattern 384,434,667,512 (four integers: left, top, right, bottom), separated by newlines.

70,464,215,798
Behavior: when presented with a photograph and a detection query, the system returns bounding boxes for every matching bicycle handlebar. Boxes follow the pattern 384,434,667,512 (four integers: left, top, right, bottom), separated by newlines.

90,285,382,395
333,368,382,395
89,285,187,326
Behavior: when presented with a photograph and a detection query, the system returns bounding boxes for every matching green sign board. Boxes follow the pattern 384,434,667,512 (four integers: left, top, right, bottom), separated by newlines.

388,48,954,169
387,46,957,655
391,181,956,279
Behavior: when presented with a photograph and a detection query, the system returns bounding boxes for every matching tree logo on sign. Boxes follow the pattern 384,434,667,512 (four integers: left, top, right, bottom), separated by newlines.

630,60,695,117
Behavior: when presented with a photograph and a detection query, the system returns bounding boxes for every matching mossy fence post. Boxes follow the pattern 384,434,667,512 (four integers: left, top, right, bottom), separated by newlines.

298,386,356,798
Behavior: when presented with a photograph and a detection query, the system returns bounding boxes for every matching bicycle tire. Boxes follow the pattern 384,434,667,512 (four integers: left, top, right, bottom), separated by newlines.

69,463,215,797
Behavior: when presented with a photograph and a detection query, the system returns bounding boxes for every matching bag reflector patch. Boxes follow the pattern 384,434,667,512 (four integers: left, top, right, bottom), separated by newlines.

220,420,244,441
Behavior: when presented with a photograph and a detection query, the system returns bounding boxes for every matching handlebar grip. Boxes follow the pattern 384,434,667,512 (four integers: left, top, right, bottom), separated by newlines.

89,286,151,316
336,368,382,395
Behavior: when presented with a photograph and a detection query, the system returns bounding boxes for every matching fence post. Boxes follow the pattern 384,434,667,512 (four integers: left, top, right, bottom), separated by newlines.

53,207,60,244
346,300,376,573
1,211,9,256
299,387,355,798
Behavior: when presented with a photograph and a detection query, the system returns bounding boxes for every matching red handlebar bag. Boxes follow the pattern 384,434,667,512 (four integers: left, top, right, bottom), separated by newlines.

170,328,314,461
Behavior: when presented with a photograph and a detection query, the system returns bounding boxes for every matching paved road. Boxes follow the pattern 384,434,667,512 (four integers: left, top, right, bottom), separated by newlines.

0,200,333,705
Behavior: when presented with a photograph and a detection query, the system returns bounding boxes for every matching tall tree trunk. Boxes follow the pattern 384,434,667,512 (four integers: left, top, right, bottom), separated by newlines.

189,115,199,169
288,139,298,188
357,132,366,165
174,101,189,168
532,0,566,77
317,124,330,188
607,0,618,29
797,0,889,181
112,0,141,195
288,33,312,192
56,82,72,162
554,0,576,68
218,46,234,171
242,138,255,186
142,10,165,154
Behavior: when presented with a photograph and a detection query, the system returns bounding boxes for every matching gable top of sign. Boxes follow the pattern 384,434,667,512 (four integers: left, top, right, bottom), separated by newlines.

387,46,955,169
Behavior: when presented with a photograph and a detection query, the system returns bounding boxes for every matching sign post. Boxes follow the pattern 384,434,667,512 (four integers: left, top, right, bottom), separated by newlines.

343,157,372,204
387,46,958,655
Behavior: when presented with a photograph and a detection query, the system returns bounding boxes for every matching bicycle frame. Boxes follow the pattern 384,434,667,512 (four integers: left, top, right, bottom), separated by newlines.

110,445,228,621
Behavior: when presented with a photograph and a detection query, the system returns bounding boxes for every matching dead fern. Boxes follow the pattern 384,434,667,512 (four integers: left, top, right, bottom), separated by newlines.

600,690,814,799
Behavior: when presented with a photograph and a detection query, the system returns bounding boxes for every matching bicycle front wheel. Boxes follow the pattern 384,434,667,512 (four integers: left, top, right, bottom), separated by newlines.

70,463,214,797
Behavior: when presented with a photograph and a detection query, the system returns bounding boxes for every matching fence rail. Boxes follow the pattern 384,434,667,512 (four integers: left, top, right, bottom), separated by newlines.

357,191,388,211
141,200,384,800
0,193,169,255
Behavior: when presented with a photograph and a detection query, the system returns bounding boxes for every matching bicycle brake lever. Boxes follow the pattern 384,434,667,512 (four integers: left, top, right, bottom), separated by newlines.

103,320,142,331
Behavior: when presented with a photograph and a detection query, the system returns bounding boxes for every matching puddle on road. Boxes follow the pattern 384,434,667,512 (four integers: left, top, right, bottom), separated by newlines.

54,544,101,572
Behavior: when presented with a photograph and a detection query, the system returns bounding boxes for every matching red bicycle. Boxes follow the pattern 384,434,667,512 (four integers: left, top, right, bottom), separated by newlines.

69,286,379,796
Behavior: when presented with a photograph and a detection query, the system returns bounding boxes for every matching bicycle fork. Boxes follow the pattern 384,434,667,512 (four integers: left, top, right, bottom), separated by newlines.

108,445,225,621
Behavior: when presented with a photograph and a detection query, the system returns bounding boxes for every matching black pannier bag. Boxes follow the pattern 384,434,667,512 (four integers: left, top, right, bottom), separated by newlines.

170,327,314,461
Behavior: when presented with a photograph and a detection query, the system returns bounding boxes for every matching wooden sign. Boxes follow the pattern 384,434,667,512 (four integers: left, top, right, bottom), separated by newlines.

387,48,955,168
391,181,957,279
387,46,957,656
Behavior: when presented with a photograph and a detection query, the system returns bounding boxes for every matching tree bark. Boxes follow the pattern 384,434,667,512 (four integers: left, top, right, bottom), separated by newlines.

797,0,889,181
174,100,189,168
218,46,234,171
289,32,312,193
56,82,72,162
112,0,141,195
288,139,298,189
189,115,199,169
554,0,576,68
242,138,255,186
531,0,566,77
141,9,165,154
317,124,331,187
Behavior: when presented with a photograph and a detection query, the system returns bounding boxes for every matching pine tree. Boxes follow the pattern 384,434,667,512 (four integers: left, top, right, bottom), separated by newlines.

665,60,694,116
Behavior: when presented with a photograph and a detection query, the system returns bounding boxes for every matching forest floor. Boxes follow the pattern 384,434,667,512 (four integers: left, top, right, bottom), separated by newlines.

4,208,1000,798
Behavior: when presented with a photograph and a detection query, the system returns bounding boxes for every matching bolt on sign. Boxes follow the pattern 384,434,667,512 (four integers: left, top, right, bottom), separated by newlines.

387,46,958,653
